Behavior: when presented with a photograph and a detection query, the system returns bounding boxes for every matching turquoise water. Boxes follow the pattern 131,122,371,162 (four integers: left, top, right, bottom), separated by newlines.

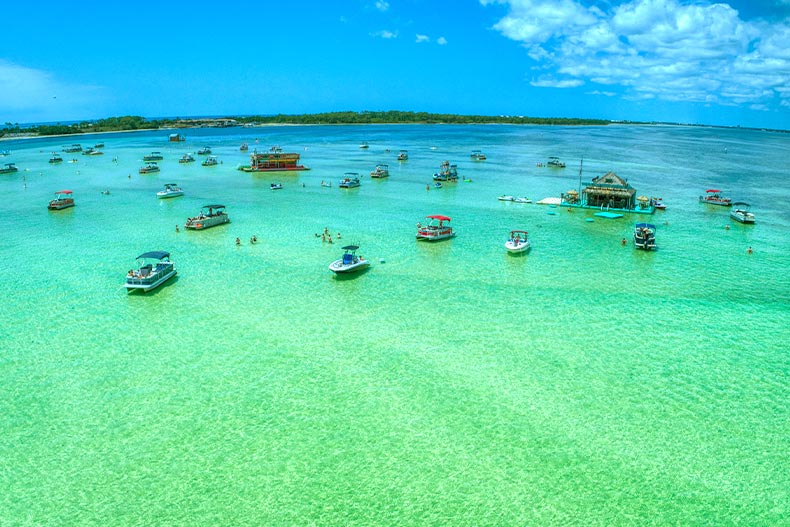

1,125,788,525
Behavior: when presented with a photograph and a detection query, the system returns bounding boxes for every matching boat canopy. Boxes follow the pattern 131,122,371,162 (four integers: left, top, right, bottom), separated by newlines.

55,190,73,194
203,204,225,209
341,245,359,251
510,230,529,236
426,214,451,221
137,251,170,260
732,201,750,207
635,223,656,229
706,189,722,193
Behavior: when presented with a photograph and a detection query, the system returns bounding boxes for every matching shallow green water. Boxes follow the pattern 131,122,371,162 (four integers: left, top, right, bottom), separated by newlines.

1,125,788,525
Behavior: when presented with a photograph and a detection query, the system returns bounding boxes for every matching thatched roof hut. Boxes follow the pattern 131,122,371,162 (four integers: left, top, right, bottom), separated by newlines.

582,172,636,210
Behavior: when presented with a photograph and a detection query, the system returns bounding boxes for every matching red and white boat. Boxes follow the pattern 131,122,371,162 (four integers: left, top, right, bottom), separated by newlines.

699,189,732,206
48,190,75,210
416,215,455,241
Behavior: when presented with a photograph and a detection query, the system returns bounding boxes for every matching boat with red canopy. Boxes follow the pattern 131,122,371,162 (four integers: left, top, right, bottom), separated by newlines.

48,190,74,210
699,189,732,206
416,215,455,241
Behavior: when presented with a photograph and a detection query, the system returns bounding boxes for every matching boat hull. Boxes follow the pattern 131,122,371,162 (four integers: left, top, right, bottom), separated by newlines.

505,240,531,253
328,260,370,273
157,191,183,199
125,269,177,292
730,211,755,224
184,215,230,230
416,230,455,241
48,200,74,210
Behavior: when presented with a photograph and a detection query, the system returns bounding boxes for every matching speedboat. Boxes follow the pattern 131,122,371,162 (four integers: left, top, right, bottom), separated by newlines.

48,190,75,210
83,147,103,156
201,155,219,166
270,183,283,190
359,142,369,149
179,153,195,163
634,223,657,250
157,183,184,199
339,173,360,188
49,152,63,163
124,251,177,292
197,147,212,155
699,189,732,206
471,150,487,161
416,215,455,241
505,230,531,253
652,197,666,210
513,197,532,203
139,162,160,174
328,245,370,274
143,151,163,161
498,195,515,201
370,164,389,178
730,202,755,224
240,143,249,151
184,204,230,230
397,150,408,161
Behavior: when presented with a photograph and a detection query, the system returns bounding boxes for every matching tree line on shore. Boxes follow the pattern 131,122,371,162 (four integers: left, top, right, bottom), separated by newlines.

1,111,611,138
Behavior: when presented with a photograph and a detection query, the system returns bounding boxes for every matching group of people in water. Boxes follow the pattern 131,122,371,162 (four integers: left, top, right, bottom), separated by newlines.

315,227,341,244
235,235,258,246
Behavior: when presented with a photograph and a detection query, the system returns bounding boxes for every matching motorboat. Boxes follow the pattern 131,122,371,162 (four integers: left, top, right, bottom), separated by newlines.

652,197,666,210
62,144,82,153
124,251,177,292
505,230,531,253
197,146,212,155
547,156,566,168
471,150,487,161
139,162,160,174
143,151,163,161
201,155,219,166
513,197,532,203
433,160,457,181
179,153,195,163
397,150,408,161
634,223,657,250
94,143,104,149
416,215,455,241
83,147,103,156
184,204,230,230
240,143,249,151
328,245,370,274
48,190,75,210
157,183,184,199
49,152,64,163
370,164,389,178
270,183,283,190
730,202,755,224
0,162,18,174
699,189,732,206
359,142,369,149
498,195,515,201
339,173,360,188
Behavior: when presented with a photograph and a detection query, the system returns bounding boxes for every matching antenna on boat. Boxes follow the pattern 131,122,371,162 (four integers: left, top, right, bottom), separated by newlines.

578,156,583,195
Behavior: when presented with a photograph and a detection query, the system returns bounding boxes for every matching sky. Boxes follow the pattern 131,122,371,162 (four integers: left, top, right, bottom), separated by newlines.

1,0,788,129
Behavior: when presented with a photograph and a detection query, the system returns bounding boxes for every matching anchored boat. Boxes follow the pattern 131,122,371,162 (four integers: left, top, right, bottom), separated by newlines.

185,204,230,230
124,251,177,292
328,245,370,274
634,223,657,250
699,189,732,206
416,215,455,241
48,190,75,210
505,230,531,253
157,183,184,199
730,202,755,224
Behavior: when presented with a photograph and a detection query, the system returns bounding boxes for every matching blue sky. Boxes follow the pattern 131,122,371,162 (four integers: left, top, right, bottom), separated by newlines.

1,0,788,129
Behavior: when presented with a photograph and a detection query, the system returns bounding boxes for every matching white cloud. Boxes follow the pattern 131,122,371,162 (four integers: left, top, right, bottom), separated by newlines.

482,0,790,112
371,29,398,39
531,76,584,88
0,60,108,122
437,36,448,45
416,34,430,43
375,0,390,11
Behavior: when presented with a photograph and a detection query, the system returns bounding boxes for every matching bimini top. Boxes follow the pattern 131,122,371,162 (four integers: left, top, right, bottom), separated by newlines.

705,189,722,193
732,201,750,207
341,245,359,251
137,251,170,260
510,230,529,236
426,214,451,221
202,204,225,209
635,223,656,229
55,190,73,194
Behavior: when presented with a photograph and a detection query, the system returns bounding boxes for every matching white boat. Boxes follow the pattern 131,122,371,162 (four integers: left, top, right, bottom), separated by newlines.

197,146,212,155
124,251,177,292
498,195,515,201
156,183,183,199
328,245,370,274
270,183,283,190
397,150,408,161
184,204,230,230
416,215,455,241
359,142,369,149
179,153,195,163
471,150,487,161
202,155,219,166
48,190,75,210
505,230,531,253
370,164,389,178
339,173,360,188
547,156,566,168
513,197,532,203
730,202,755,224
634,223,657,250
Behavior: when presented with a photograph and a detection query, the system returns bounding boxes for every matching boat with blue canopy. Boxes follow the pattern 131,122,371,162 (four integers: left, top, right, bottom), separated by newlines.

124,251,177,292
328,245,370,274
634,223,657,250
